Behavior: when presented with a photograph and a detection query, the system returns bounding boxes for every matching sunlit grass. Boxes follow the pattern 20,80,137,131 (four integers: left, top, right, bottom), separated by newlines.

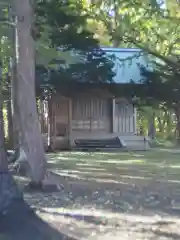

47,149,180,185
37,205,180,240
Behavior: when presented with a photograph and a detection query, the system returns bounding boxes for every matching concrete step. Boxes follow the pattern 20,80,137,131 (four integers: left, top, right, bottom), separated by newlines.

118,136,150,150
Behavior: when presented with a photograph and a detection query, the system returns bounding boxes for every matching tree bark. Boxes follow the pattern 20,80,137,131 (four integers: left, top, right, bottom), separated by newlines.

13,0,46,185
11,56,20,157
0,97,22,213
6,98,14,149
47,96,54,151
174,106,180,144
0,102,8,172
148,111,156,139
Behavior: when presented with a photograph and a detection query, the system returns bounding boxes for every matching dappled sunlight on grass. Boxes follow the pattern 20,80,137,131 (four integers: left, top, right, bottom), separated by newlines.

37,206,180,240
47,150,180,187
12,148,180,240
51,166,179,186
49,156,81,161
53,170,82,180
48,150,180,167
39,206,163,222
169,165,180,169
75,162,97,166
95,159,145,164
16,150,180,210
77,167,107,172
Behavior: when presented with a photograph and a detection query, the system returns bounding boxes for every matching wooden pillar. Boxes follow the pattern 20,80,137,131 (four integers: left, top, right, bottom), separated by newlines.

68,98,73,147
112,98,116,133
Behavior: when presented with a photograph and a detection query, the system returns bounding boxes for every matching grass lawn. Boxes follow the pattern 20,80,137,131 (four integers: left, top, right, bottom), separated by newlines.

48,149,180,184
16,149,180,239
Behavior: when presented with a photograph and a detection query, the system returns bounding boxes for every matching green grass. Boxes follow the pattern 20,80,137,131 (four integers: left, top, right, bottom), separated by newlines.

47,149,180,185
150,138,177,148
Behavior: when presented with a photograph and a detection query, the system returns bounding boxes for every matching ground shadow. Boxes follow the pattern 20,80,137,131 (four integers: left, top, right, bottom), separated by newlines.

14,150,180,239
0,200,74,240
17,150,180,216
153,230,180,240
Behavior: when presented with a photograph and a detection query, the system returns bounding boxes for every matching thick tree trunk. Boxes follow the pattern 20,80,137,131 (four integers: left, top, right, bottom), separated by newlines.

13,0,46,185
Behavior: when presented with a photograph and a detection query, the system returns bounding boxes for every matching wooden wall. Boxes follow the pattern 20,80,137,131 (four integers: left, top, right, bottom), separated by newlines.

53,96,69,137
72,97,111,133
114,100,135,134
40,94,137,149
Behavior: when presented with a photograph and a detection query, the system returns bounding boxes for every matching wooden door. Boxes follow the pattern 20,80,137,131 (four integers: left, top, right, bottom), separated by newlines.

54,96,69,137
72,97,111,132
114,101,135,133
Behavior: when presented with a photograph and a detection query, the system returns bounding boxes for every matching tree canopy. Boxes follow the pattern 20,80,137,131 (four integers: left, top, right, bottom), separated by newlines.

35,0,115,94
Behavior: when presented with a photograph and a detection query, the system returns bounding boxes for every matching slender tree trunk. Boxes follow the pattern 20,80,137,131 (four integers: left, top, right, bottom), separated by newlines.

148,111,156,139
6,98,13,149
174,106,180,144
5,62,14,149
166,110,173,137
0,97,22,213
0,102,8,172
11,55,20,157
13,0,46,185
47,96,54,150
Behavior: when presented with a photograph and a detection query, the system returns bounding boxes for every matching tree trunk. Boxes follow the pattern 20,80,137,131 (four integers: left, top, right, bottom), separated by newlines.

6,98,14,149
0,98,22,213
11,56,20,158
166,110,173,137
0,102,8,172
13,0,46,185
47,96,54,151
148,111,156,139
174,106,180,144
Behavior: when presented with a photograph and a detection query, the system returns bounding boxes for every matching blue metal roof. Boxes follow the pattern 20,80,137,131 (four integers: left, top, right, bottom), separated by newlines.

102,47,152,83
102,47,142,52
54,47,153,84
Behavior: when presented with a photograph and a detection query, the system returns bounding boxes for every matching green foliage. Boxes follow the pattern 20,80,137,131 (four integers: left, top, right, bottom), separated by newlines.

87,0,180,58
0,0,115,96
140,56,180,107
36,49,115,95
35,0,115,93
36,0,97,50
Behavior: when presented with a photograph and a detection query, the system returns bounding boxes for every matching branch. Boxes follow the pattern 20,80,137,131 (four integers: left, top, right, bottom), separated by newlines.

123,36,180,68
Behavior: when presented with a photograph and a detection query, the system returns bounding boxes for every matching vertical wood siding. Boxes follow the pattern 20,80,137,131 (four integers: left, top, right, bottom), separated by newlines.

72,97,111,132
53,96,69,136
115,101,135,133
